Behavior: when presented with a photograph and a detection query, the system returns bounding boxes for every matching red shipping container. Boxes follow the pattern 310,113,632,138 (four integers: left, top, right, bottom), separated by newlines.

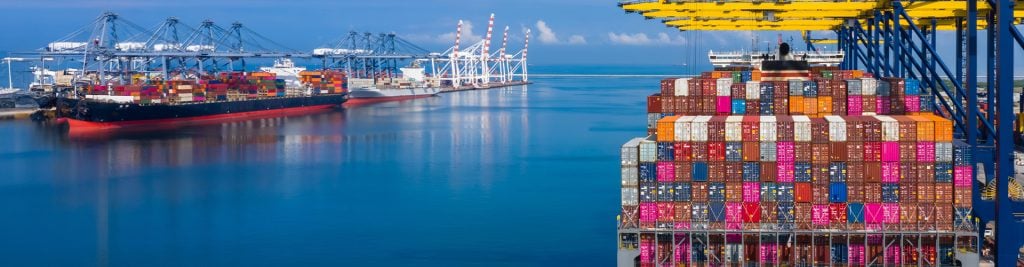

900,183,918,203
745,100,760,115
899,142,917,162
708,142,726,162
813,184,829,203
742,116,760,141
795,203,814,229
660,78,676,96
935,183,953,204
694,96,705,114
812,163,830,184
674,96,690,115
761,202,778,223
743,203,762,223
776,116,794,141
811,118,829,143
743,182,760,202
692,182,709,202
955,187,973,207
918,164,935,183
900,205,918,228
708,117,727,141
848,162,865,183
709,162,726,182
661,96,676,115
726,162,743,182
773,97,788,114
761,162,777,182
702,96,716,115
675,162,692,182
846,117,864,141
691,142,708,161
731,84,746,99
658,202,675,222
863,115,881,140
864,142,882,162
794,142,812,162
848,183,865,202
918,183,935,203
674,142,692,162
795,183,813,203
831,203,848,224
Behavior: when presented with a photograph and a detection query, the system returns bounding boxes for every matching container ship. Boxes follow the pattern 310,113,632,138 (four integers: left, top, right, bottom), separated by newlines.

57,69,348,133
343,62,440,105
617,46,976,266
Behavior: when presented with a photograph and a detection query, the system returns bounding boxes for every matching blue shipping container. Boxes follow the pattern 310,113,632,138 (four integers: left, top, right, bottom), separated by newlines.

935,163,954,183
692,162,709,182
674,183,692,202
847,203,865,223
881,183,900,203
731,100,746,115
639,163,657,182
709,202,726,222
877,80,892,96
777,203,795,222
760,83,774,96
759,101,774,115
657,142,674,161
905,79,921,95
795,162,813,182
830,182,848,203
725,142,743,162
803,81,819,97
657,183,673,202
640,183,657,202
777,182,795,202
829,162,847,182
742,162,760,182
761,182,778,202
709,182,726,202
953,140,973,166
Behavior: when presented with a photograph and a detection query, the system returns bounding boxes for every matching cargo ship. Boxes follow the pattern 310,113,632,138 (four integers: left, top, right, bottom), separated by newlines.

344,62,440,105
57,70,348,133
617,45,977,266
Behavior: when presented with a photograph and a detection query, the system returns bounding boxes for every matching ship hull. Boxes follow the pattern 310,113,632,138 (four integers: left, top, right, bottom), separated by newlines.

345,87,439,105
57,94,346,132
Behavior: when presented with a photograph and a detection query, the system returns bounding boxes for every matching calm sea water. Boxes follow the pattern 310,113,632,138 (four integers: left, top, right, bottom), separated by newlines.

0,65,686,266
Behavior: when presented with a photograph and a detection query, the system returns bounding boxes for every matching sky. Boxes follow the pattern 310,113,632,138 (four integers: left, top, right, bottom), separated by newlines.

0,0,1021,72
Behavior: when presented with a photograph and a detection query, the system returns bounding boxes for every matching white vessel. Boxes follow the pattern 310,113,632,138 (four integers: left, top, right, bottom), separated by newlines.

708,50,844,69
345,62,440,105
259,58,306,89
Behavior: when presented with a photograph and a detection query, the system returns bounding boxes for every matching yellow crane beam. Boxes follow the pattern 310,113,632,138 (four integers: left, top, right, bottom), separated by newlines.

674,24,972,31
642,9,1024,20
664,18,989,28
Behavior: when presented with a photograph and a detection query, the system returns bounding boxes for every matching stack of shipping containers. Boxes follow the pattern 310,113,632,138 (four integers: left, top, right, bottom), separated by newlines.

619,68,977,266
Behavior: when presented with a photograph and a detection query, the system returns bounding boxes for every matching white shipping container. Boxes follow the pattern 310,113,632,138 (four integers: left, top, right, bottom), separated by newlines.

647,113,662,129
862,112,878,116
877,115,900,141
760,141,778,162
691,116,711,142
675,78,691,96
716,78,733,96
825,116,848,142
725,116,744,142
177,85,194,90
861,78,878,96
639,136,658,163
793,116,812,142
760,116,778,142
621,138,643,166
675,116,695,142
622,188,639,206
745,81,760,100
622,166,639,187
935,142,954,162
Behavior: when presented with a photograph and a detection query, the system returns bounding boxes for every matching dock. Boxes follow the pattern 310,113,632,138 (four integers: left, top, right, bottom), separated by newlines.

0,108,40,120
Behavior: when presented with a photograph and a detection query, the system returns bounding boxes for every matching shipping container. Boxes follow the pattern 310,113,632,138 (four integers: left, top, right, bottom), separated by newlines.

621,138,643,166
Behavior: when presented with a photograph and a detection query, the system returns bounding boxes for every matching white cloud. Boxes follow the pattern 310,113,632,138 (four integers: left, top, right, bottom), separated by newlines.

437,21,482,45
567,35,587,45
535,20,559,44
608,32,688,45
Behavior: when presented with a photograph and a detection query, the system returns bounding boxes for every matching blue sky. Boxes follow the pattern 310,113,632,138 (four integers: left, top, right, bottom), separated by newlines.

0,0,1021,72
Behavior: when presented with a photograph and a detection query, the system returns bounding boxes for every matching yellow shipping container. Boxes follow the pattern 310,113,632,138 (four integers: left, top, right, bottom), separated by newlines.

657,116,681,142
910,115,936,141
789,96,804,114
817,96,833,114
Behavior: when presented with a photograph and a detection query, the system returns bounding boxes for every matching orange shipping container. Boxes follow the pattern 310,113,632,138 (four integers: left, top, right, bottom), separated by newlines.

804,97,818,116
911,115,936,142
929,115,954,141
657,116,681,142
790,96,805,114
817,96,833,114
935,184,954,204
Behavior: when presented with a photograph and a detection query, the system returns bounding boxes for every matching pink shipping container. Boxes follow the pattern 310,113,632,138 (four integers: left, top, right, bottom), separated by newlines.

955,166,974,187
848,96,863,116
777,161,795,182
717,96,732,114
640,203,657,223
641,239,654,263
881,142,900,162
812,204,830,226
657,162,675,182
674,222,691,229
743,182,761,202
850,244,866,265
675,241,691,263
761,244,779,263
881,162,901,182
905,96,921,112
777,142,795,162
865,203,884,224
726,202,743,223
883,203,901,224
917,142,936,162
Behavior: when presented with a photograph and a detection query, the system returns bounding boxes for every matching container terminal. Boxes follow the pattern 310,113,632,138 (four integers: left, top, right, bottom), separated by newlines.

0,12,529,132
615,0,1024,266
